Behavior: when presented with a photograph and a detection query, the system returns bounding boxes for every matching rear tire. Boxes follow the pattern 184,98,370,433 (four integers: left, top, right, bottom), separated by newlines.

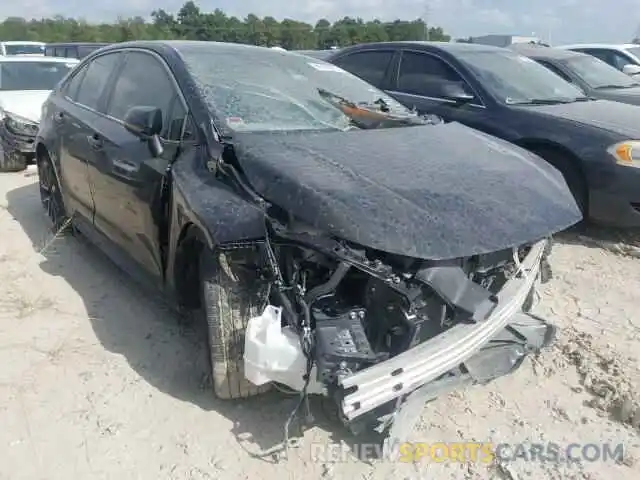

198,250,271,399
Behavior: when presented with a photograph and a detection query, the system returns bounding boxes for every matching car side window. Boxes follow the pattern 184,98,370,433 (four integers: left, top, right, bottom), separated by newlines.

65,47,78,59
610,51,634,70
535,60,574,83
332,50,394,87
75,52,122,110
166,99,196,142
397,51,474,99
64,64,88,100
105,51,177,138
582,49,620,69
45,47,54,56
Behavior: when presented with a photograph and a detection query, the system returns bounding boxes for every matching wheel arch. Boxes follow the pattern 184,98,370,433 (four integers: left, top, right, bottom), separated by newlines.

515,139,587,180
173,222,208,309
514,138,589,210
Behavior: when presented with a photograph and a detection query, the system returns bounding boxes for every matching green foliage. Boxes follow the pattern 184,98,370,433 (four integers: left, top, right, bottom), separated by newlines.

0,1,450,48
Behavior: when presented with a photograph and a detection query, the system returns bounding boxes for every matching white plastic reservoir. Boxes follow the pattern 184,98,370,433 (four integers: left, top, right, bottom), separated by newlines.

244,305,322,393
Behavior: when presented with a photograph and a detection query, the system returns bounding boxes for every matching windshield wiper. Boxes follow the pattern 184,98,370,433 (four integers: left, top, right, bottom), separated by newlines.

594,84,635,90
507,98,577,105
317,88,391,113
316,87,425,130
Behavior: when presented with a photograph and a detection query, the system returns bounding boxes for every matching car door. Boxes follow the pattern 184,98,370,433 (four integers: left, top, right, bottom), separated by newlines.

86,49,194,286
55,52,123,221
331,49,397,89
386,49,489,128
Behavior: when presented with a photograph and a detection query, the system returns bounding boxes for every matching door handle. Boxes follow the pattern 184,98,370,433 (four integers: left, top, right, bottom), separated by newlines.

87,134,103,150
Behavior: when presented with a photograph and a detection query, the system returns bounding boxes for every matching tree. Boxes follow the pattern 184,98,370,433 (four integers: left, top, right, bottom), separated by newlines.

0,1,451,48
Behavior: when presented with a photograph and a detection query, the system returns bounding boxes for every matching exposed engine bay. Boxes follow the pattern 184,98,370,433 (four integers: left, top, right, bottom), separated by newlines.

231,219,555,445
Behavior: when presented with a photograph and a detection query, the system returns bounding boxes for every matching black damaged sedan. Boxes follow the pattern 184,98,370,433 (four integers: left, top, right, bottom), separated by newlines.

36,41,580,444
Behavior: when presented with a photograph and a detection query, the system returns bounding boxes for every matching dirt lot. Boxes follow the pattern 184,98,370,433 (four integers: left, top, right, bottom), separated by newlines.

1,169,639,480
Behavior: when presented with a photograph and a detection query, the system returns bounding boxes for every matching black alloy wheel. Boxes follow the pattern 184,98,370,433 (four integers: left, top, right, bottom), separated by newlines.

38,155,69,232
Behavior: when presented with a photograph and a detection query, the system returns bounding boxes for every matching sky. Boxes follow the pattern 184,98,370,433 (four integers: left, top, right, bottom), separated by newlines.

1,0,639,45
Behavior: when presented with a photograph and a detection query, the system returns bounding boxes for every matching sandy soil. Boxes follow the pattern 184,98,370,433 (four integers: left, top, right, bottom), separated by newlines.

1,169,639,480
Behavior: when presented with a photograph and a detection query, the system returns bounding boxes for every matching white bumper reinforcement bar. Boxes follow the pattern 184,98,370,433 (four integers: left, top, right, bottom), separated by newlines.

338,239,546,421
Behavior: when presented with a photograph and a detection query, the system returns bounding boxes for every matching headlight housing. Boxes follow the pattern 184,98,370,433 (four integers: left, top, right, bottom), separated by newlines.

0,109,39,136
607,140,640,167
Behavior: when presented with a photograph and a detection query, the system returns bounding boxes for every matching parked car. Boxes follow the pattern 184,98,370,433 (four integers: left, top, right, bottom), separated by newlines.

44,42,110,59
511,44,640,106
0,41,45,56
558,43,640,77
323,41,640,228
0,56,79,171
36,40,579,443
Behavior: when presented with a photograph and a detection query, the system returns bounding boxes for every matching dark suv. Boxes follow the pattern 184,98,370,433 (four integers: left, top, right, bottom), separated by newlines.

45,43,110,59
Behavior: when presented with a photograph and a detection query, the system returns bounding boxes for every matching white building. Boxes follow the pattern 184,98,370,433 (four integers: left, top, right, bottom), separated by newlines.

469,35,543,48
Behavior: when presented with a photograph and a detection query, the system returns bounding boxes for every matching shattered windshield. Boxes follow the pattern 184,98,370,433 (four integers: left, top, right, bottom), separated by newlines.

177,43,415,133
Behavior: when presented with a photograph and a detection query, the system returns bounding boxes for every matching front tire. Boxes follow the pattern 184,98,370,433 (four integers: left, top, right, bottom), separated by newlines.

37,152,70,232
199,251,271,399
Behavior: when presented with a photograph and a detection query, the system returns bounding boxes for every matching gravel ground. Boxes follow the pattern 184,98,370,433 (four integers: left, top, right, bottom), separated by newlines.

1,169,639,480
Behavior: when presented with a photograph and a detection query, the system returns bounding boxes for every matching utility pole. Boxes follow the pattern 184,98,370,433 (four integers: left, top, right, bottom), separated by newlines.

423,2,430,41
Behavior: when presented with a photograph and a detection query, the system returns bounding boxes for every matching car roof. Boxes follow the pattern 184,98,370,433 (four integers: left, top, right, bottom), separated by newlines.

510,44,587,60
558,43,639,50
0,56,79,63
46,42,110,47
0,40,46,45
294,49,335,60
97,39,310,56
335,40,507,53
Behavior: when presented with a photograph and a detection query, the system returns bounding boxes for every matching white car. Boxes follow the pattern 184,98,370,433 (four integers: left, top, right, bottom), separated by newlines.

0,41,46,56
557,43,640,77
0,56,79,171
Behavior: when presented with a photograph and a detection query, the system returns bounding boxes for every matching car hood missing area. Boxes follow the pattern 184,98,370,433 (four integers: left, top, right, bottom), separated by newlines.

233,122,581,260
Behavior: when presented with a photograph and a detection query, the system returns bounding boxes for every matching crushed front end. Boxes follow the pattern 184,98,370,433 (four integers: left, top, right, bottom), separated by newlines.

242,222,555,439
0,110,38,170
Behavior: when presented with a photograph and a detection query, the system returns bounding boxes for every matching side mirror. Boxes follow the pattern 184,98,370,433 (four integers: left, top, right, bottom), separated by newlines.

439,82,475,103
622,64,640,76
123,106,164,157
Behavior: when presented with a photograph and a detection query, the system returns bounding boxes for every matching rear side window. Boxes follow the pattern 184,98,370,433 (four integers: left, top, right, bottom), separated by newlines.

45,47,55,56
65,47,79,59
75,52,122,110
332,50,394,86
105,51,177,138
